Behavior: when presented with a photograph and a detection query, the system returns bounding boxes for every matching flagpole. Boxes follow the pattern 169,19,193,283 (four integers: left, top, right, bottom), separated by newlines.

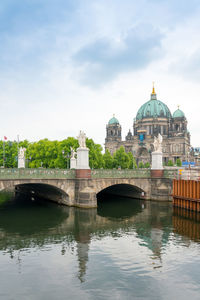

3,139,5,168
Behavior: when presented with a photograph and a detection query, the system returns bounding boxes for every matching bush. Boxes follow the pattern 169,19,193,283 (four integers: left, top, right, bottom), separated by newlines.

167,160,174,166
144,162,150,168
138,162,145,168
176,158,182,167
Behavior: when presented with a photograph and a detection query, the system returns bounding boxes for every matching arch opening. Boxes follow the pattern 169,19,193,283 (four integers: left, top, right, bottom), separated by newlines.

15,183,69,206
97,184,145,202
97,184,146,218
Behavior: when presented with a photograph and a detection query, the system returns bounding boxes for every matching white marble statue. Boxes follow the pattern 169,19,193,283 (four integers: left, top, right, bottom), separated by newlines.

18,147,26,168
153,133,163,153
70,147,77,159
18,147,26,159
77,130,87,148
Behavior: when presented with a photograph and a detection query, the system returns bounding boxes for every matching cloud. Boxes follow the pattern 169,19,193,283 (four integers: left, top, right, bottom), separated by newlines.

172,50,200,81
73,25,164,85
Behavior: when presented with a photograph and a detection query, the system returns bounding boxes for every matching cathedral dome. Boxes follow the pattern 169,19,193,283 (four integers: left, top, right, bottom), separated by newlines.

173,108,185,118
136,88,172,120
108,115,119,125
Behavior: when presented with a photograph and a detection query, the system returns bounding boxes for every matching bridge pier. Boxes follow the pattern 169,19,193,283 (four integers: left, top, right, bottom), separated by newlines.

75,179,97,208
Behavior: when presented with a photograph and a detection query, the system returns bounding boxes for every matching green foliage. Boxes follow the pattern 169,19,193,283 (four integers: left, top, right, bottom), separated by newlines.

167,160,174,166
176,158,182,167
103,149,113,169
87,139,104,169
144,162,150,168
0,138,138,170
0,141,18,168
127,152,137,169
113,146,132,169
138,162,145,168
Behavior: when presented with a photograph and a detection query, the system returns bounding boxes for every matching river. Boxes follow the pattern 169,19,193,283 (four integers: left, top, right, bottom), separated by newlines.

0,193,200,300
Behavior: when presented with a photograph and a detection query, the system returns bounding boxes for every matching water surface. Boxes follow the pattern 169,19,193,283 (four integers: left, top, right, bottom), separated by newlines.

0,194,200,300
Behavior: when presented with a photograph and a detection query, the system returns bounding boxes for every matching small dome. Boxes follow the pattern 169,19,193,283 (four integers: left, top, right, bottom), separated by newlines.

173,108,185,118
108,115,119,125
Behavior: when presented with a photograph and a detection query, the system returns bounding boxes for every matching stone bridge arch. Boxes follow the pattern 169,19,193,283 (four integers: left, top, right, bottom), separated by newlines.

97,183,144,201
93,178,151,198
0,179,76,206
75,178,152,207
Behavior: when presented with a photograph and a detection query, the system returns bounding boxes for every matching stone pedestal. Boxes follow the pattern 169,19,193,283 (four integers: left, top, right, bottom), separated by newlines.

151,152,163,170
76,148,90,170
18,157,25,168
70,158,77,169
76,169,91,179
151,169,164,178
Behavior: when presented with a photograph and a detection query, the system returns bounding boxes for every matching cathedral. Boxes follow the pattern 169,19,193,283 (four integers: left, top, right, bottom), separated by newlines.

105,86,191,165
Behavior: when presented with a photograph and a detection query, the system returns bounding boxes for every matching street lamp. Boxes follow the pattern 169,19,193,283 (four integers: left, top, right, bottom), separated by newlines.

62,150,70,169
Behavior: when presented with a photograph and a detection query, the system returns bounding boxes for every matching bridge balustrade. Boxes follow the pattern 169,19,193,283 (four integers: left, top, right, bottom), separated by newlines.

91,169,151,178
0,168,176,180
0,168,76,179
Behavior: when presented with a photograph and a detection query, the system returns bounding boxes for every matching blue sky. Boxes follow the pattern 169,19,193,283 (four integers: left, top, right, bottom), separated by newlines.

0,0,200,146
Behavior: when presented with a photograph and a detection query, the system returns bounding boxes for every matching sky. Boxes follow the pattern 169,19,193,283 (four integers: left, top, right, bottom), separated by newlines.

1,0,200,147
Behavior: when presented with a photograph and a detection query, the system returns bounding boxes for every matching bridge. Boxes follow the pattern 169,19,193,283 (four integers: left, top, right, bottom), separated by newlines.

0,168,175,207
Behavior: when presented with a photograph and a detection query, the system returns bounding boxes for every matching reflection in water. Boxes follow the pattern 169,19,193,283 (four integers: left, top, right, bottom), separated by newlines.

173,207,200,242
0,192,200,299
97,195,143,219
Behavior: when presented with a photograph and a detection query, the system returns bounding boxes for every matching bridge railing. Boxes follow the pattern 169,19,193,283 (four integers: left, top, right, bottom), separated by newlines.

91,169,151,178
163,169,179,179
0,168,178,180
0,168,76,179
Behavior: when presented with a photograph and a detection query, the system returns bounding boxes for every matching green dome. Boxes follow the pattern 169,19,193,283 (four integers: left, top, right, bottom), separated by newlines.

108,115,119,125
173,108,185,118
136,95,172,120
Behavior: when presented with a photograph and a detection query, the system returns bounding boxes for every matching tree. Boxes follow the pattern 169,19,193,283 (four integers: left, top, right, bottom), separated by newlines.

86,139,104,169
138,162,145,168
113,146,130,169
103,149,113,169
176,158,182,167
167,160,174,166
144,162,150,168
127,152,137,169
55,137,79,168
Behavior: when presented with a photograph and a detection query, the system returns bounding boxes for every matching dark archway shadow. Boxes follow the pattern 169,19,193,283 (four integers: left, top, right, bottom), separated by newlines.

97,183,145,201
0,191,70,235
15,183,69,205
97,184,145,219
97,195,144,219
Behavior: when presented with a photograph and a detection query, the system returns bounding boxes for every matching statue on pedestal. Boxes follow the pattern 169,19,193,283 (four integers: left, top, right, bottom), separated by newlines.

77,131,87,148
76,130,90,169
151,133,163,170
153,133,163,153
70,147,77,159
18,147,26,168
18,147,26,159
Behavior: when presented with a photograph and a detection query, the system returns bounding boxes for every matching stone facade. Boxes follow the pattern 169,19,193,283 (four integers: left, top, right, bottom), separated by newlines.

105,88,191,165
